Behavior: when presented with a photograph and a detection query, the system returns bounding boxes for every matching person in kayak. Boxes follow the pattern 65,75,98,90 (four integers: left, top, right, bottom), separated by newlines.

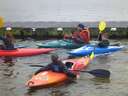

34,54,76,78
64,23,90,44
0,27,16,50
97,31,110,47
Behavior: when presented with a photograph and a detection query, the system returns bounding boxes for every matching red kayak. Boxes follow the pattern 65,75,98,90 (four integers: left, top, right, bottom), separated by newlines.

0,48,55,57
26,54,94,88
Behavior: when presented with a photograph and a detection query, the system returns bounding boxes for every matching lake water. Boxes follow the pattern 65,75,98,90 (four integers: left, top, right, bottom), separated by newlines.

0,39,128,96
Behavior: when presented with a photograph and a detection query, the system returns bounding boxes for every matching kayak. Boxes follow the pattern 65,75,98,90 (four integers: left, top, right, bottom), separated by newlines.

26,56,92,88
69,44,124,56
0,48,55,57
36,39,84,49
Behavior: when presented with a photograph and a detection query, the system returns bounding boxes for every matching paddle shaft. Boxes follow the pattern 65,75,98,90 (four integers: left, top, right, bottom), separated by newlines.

29,65,45,67
29,65,110,78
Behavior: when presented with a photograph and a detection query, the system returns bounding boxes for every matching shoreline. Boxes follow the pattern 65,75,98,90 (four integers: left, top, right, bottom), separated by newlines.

0,27,128,39
4,21,128,28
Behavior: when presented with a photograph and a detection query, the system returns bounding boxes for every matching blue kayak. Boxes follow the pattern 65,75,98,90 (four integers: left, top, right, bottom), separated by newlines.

69,44,124,56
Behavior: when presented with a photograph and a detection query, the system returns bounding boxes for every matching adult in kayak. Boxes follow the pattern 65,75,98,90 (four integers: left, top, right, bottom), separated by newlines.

64,23,90,44
34,54,76,79
97,30,110,47
0,27,16,50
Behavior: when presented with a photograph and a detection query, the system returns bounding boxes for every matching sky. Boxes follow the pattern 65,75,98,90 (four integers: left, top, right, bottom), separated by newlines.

0,0,128,22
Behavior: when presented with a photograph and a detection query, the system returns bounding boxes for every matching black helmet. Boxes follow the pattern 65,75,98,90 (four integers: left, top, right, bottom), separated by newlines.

51,54,59,61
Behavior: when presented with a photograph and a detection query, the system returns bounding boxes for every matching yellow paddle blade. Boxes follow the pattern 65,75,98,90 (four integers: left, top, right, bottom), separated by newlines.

90,52,94,60
0,16,4,28
98,21,106,33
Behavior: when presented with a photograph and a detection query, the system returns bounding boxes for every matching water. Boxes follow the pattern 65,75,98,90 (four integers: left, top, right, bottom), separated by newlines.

0,39,128,96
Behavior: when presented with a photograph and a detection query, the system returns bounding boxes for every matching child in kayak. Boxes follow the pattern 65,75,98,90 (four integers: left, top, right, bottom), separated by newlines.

98,31,110,47
0,27,16,50
34,54,76,78
64,23,90,44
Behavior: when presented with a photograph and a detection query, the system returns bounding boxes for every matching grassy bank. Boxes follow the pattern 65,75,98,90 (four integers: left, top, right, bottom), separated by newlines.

0,27,128,40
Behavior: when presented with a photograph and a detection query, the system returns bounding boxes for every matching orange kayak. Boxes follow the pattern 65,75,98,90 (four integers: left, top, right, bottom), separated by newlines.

26,56,92,88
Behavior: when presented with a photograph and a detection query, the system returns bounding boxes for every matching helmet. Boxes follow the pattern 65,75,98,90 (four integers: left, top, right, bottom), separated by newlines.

57,27,63,31
78,23,85,29
51,54,59,61
6,27,12,31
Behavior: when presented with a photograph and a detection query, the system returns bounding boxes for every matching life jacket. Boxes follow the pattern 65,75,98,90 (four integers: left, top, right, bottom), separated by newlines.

51,64,60,72
79,29,90,43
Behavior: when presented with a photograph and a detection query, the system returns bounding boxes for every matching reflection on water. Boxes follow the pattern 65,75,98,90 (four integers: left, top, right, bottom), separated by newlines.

1,56,16,66
0,56,16,77
50,89,69,96
25,87,70,96
91,77,111,84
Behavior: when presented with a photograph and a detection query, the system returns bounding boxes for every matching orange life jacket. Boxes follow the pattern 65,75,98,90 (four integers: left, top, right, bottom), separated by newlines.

79,29,90,43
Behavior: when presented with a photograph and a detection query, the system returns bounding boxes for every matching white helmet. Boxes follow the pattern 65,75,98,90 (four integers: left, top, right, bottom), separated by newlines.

57,27,63,31
32,28,36,31
6,27,12,31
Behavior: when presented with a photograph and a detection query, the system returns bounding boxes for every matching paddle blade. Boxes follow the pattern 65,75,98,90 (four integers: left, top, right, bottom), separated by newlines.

88,69,110,78
0,16,4,28
90,52,94,60
98,21,106,33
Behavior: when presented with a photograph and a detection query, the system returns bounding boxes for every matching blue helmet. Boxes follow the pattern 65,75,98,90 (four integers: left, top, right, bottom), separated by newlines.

78,23,85,29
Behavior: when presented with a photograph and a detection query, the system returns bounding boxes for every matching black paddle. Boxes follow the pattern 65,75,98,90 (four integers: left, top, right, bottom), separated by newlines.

29,65,110,78
72,69,110,78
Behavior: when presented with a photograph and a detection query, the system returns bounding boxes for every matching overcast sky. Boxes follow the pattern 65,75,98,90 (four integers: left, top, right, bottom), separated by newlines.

0,0,128,22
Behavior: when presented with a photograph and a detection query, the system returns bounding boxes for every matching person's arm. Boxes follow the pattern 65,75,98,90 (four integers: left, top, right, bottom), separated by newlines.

59,60,68,71
74,36,85,43
34,64,51,75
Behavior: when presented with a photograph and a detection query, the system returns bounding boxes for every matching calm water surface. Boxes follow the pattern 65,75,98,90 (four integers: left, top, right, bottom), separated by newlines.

0,39,128,96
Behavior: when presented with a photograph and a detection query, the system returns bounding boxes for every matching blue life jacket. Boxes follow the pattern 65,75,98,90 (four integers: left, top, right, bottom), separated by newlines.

51,64,61,72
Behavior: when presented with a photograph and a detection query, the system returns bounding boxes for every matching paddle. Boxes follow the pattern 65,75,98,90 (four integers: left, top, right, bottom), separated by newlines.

92,21,107,54
98,21,106,40
72,69,110,78
0,16,4,28
98,21,106,33
29,65,110,78
29,65,45,67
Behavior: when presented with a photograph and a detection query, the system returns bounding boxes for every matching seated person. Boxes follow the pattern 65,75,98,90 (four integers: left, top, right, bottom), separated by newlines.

64,24,90,44
98,31,110,47
0,27,16,50
34,54,76,78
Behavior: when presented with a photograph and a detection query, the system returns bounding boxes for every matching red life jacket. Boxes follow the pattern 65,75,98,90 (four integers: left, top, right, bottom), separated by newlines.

79,29,90,43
